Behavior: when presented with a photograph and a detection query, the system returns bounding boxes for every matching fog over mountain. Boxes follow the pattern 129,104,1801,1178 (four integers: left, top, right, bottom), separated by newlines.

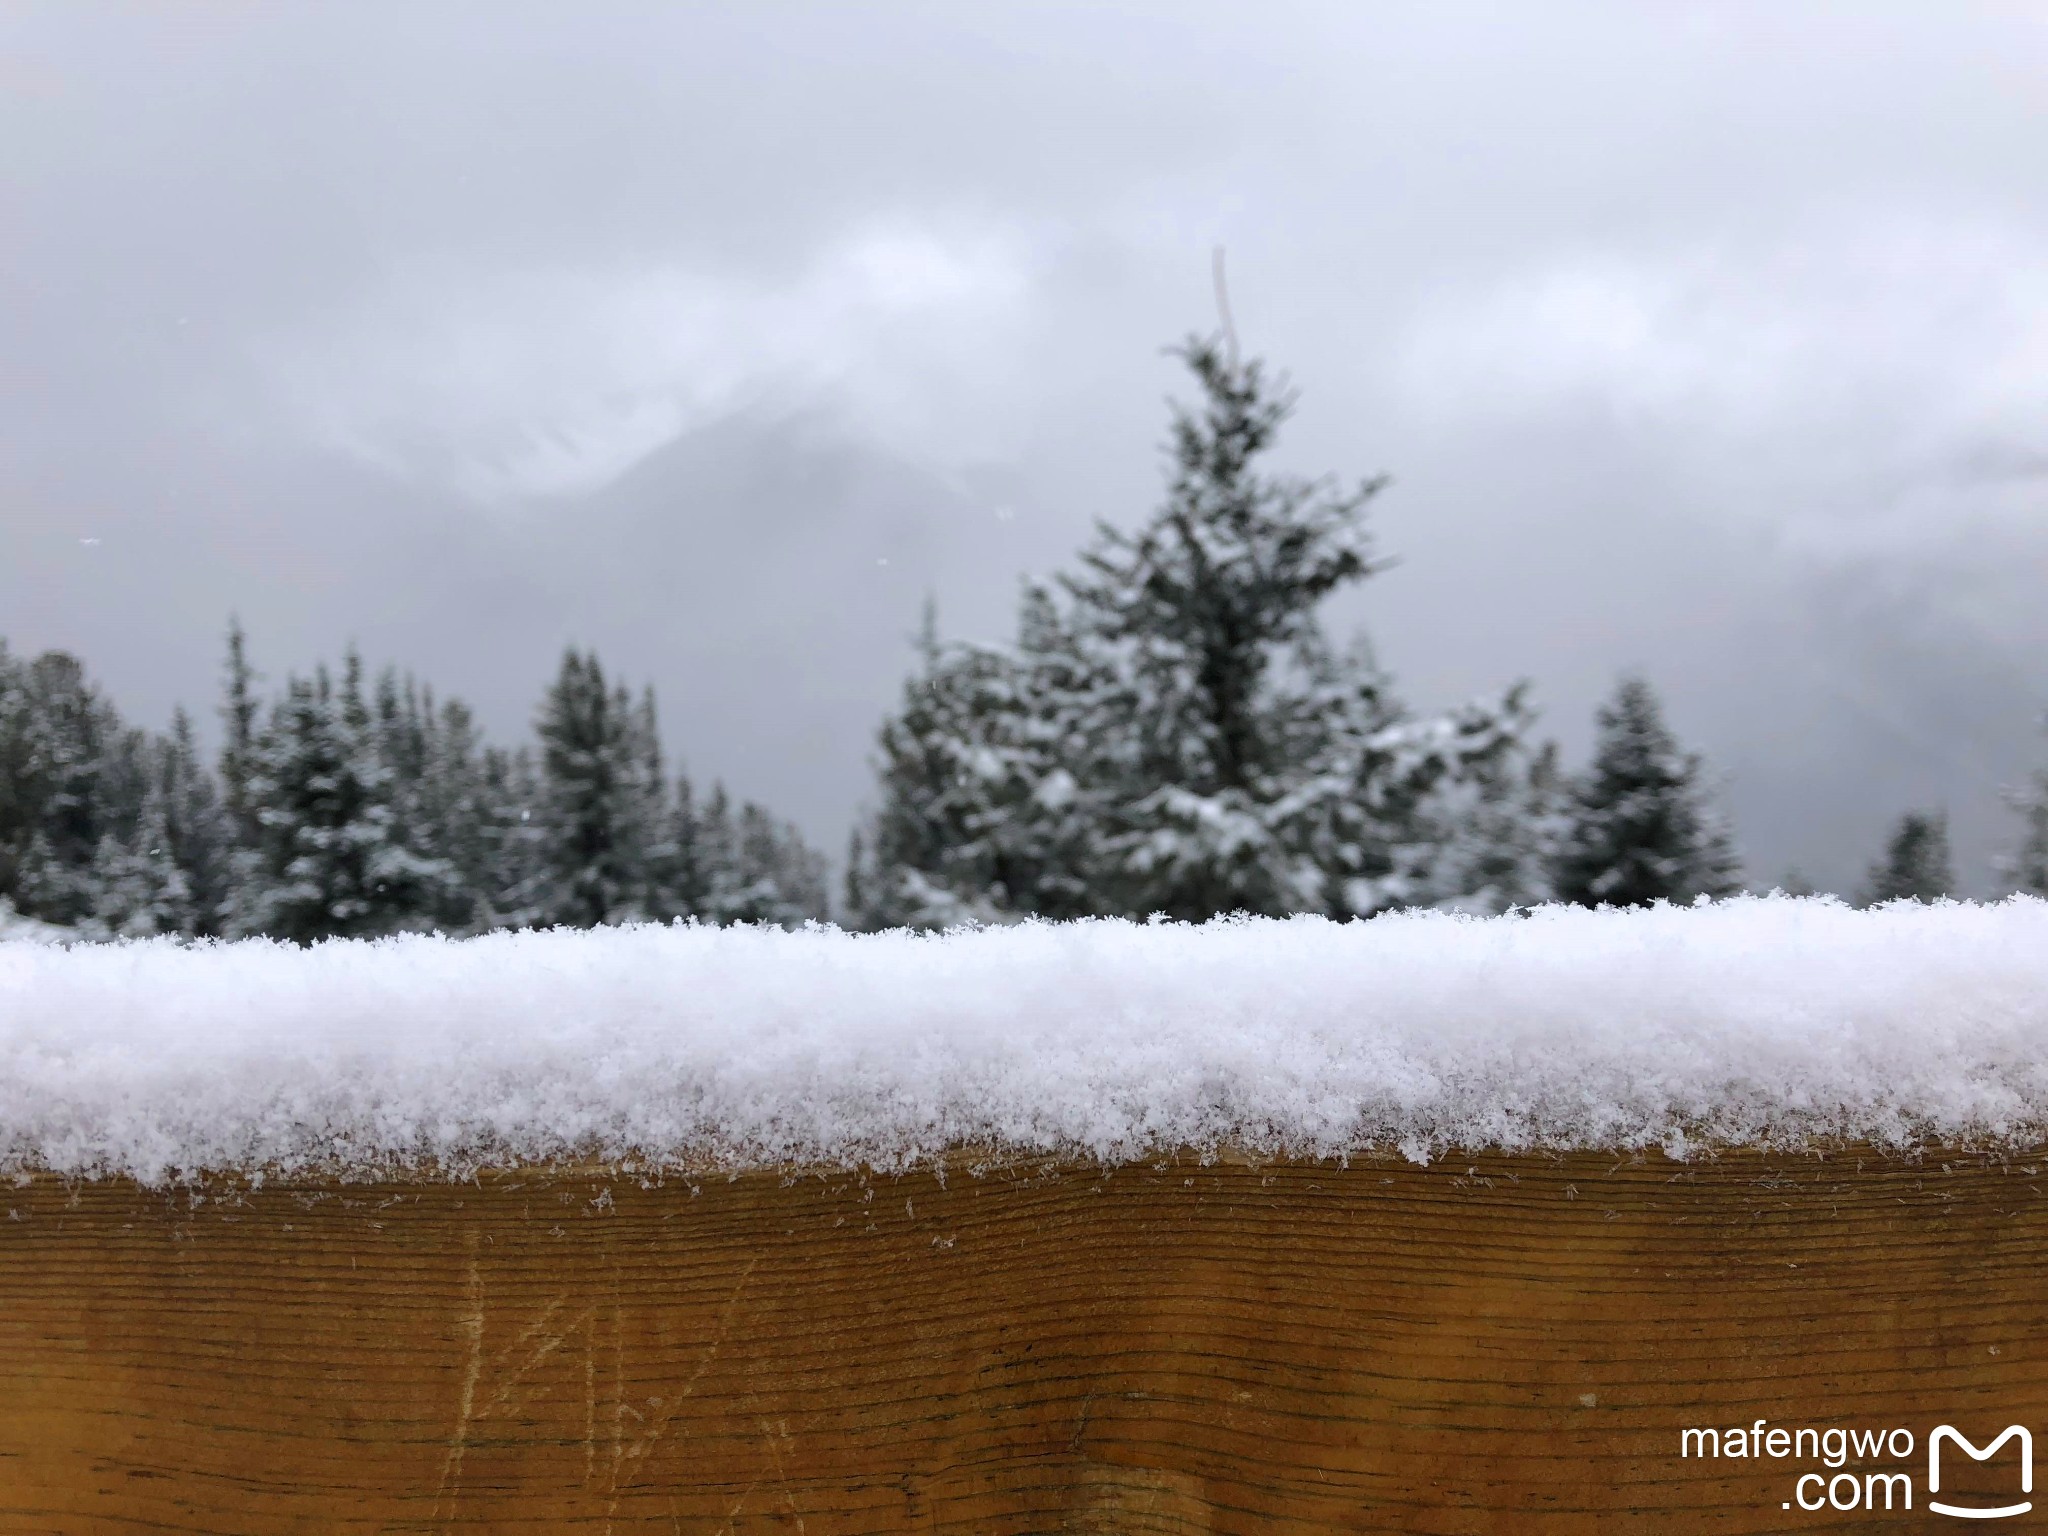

6,3,2046,894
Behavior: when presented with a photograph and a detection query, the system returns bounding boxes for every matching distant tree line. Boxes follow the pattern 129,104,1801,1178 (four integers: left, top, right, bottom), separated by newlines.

4,333,2044,943
0,631,826,941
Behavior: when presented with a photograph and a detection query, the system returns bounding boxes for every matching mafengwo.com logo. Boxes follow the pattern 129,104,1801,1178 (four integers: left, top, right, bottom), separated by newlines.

1680,1420,2032,1517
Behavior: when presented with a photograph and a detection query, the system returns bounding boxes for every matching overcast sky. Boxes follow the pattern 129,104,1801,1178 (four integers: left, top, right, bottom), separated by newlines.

5,3,2047,895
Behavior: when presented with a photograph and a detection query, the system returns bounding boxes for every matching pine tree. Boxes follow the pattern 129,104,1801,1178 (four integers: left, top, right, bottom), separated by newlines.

364,668,499,933
1551,676,1742,908
666,768,830,924
1058,339,1386,919
224,670,339,941
336,652,451,933
0,648,127,926
0,642,225,939
669,771,710,917
736,802,823,925
1774,869,1821,898
691,783,826,927
219,618,261,849
1272,637,1544,916
476,744,548,929
2001,716,2048,898
0,641,29,905
691,781,739,921
162,710,231,934
854,337,1539,926
842,826,869,925
2009,793,2048,898
81,720,226,940
88,769,196,939
850,599,1066,929
1860,810,1954,905
533,650,670,927
622,687,683,921
227,656,446,943
93,723,155,847
410,695,494,932
1403,709,1563,913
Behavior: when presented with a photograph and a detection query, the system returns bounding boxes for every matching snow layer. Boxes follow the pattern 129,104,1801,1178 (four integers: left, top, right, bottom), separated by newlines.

3,896,2047,1183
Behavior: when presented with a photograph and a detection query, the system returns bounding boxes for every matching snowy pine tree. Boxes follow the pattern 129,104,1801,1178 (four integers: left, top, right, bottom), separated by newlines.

92,722,155,848
1400,696,1563,913
0,646,128,926
622,687,684,921
1860,810,1954,905
854,337,1540,926
88,770,197,939
2008,797,2048,898
476,744,549,929
0,641,225,940
668,772,710,917
219,618,262,850
1551,676,1742,908
369,668,437,924
226,655,448,942
532,650,674,927
161,710,231,933
690,781,739,920
335,652,453,933
78,716,231,941
410,694,497,932
732,801,827,925
2000,716,2048,898
848,599,1070,929
682,781,827,927
222,670,335,941
842,826,869,925
1058,340,1388,919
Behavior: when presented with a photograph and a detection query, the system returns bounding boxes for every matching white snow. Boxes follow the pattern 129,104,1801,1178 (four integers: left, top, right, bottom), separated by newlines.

3,896,2047,1183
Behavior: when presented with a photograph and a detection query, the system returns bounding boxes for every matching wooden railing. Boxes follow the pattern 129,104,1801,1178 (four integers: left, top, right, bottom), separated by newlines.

2,1148,2043,1531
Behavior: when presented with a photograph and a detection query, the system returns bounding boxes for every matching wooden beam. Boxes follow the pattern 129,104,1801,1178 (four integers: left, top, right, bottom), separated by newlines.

2,1149,2043,1531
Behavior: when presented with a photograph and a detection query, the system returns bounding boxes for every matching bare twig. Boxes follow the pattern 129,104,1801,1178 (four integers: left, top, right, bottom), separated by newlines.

1212,245,1240,368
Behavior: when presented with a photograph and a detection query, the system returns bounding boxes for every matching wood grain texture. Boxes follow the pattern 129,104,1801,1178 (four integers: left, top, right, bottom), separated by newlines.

2,1148,2046,1532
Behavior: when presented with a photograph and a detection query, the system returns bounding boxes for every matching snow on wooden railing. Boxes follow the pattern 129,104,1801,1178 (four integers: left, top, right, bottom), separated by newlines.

3,896,2047,1182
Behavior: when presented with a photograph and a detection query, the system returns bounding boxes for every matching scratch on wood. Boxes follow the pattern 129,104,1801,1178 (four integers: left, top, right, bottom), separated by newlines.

482,1297,597,1419
585,1318,598,1483
720,1478,762,1534
1067,1392,1095,1454
759,1416,809,1534
605,1256,760,1529
606,1277,625,1536
434,1225,486,1520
